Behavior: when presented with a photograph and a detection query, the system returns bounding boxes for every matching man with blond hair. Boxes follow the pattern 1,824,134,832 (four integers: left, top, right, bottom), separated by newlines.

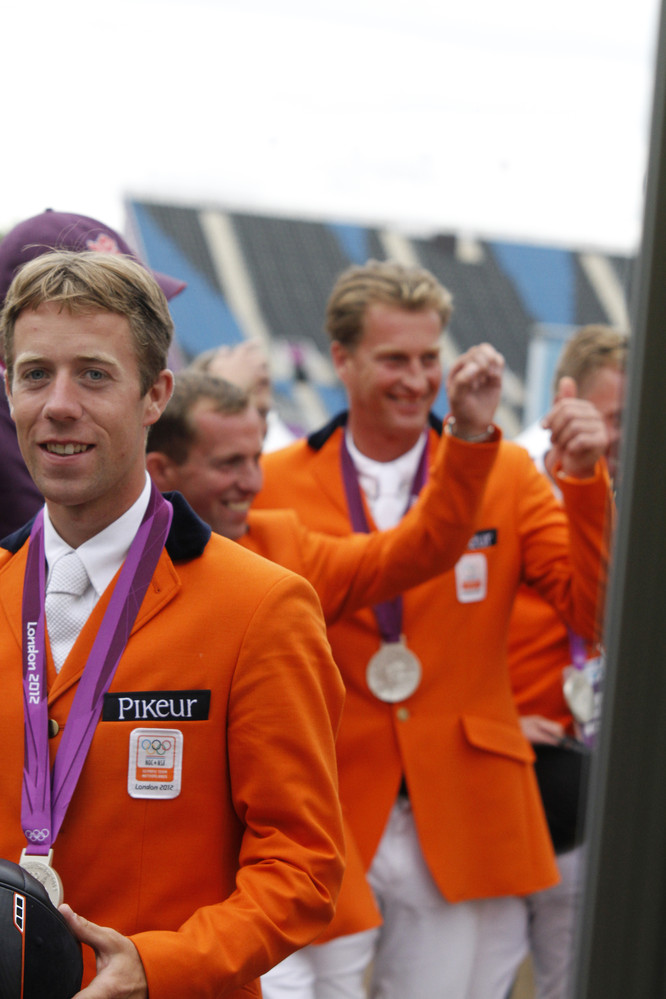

255,259,612,999
0,249,345,999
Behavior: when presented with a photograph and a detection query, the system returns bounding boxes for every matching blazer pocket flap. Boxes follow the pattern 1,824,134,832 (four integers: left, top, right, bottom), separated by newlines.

462,714,535,763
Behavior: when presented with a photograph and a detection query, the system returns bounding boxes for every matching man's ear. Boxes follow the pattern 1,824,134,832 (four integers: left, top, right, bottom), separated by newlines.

146,451,178,492
143,369,174,428
330,340,350,383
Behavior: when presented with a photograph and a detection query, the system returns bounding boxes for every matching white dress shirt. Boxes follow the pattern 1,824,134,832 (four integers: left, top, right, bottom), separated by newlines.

43,474,152,668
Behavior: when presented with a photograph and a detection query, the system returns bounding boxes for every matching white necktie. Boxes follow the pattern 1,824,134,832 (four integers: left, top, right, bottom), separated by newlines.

372,488,409,530
45,551,91,672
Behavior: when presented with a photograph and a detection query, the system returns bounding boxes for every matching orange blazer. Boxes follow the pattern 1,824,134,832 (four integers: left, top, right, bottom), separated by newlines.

256,419,610,902
0,496,345,999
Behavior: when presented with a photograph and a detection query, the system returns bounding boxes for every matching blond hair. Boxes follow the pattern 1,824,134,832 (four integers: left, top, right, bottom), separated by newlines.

0,250,173,394
326,259,453,349
554,324,629,395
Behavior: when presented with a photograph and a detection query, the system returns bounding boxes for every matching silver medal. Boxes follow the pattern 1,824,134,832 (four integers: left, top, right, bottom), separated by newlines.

563,670,596,724
20,847,64,907
366,642,422,702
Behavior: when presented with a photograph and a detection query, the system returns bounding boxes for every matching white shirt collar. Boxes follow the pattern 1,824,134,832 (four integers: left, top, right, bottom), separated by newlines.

344,430,427,529
43,474,152,600
345,429,427,498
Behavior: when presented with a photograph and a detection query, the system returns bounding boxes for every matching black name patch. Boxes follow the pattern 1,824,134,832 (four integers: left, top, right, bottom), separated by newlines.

103,690,211,722
467,529,498,550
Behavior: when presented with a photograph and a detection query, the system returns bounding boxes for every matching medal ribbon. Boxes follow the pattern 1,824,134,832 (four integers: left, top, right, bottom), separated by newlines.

340,436,429,642
21,481,173,856
568,631,587,670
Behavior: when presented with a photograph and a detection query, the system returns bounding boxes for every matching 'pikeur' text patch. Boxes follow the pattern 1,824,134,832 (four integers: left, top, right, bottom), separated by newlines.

103,690,211,722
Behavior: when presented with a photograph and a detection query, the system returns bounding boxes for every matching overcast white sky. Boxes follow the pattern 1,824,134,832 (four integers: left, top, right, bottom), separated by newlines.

2,0,661,252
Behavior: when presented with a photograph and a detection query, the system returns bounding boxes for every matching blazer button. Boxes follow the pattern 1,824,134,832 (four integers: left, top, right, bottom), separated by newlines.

48,718,60,738
396,707,410,721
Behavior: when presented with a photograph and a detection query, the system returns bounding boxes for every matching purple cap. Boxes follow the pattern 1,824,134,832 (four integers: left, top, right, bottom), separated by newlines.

0,209,186,305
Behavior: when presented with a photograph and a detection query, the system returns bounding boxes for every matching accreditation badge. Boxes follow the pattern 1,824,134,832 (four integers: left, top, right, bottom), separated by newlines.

366,641,422,703
128,729,183,799
454,552,488,603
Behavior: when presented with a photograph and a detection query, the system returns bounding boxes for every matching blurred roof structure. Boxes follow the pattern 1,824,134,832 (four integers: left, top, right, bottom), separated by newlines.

127,198,634,437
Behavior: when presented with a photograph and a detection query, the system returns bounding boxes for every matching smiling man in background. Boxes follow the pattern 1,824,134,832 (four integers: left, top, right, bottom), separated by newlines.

254,259,612,999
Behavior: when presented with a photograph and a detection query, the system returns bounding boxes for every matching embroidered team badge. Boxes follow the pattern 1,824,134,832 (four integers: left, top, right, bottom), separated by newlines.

127,728,183,799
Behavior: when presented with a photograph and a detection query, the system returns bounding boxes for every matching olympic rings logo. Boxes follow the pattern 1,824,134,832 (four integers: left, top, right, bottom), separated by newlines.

24,828,50,843
140,738,173,755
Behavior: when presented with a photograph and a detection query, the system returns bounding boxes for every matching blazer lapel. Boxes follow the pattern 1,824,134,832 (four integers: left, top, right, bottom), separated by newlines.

0,541,30,659
311,429,355,518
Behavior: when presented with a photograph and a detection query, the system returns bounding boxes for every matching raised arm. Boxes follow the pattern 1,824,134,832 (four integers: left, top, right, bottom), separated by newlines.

519,381,612,643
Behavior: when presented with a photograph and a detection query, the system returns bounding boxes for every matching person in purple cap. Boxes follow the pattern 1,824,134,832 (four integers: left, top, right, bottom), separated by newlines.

0,209,186,538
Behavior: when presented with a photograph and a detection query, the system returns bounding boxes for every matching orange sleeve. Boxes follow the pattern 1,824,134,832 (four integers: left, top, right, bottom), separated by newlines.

518,455,611,642
277,430,499,624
